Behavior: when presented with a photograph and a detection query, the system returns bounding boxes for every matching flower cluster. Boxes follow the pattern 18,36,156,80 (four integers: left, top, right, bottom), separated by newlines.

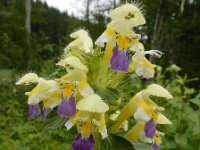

16,3,173,150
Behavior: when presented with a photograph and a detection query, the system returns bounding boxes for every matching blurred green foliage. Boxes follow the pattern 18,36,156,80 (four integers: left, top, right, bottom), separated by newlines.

0,0,200,80
0,71,74,149
0,0,105,73
0,0,200,149
154,65,200,150
0,65,199,149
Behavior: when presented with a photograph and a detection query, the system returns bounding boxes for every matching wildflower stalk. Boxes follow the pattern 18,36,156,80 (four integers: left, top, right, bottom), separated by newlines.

16,3,173,150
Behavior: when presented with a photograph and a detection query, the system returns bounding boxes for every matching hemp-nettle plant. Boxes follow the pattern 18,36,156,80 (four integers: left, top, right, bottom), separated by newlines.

16,3,173,150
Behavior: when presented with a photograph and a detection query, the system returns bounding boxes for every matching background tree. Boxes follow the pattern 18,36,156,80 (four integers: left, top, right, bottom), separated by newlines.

25,0,31,41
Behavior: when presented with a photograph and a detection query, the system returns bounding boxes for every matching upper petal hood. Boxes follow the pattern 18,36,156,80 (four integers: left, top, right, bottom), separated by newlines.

57,56,88,72
66,29,93,53
143,84,173,99
77,94,109,113
110,3,146,30
16,73,39,85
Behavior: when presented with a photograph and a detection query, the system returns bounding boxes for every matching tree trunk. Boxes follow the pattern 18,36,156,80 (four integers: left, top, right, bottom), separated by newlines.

25,0,31,41
113,0,116,8
150,0,166,62
150,0,165,50
85,0,91,22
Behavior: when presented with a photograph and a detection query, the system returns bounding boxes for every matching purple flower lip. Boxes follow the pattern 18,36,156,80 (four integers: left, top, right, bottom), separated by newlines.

110,46,128,72
144,119,156,138
29,104,40,119
72,133,94,150
152,142,160,150
57,95,76,117
42,107,52,121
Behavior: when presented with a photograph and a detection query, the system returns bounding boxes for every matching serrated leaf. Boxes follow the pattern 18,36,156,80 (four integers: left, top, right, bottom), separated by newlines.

190,98,200,106
96,87,119,104
40,112,68,140
132,141,151,150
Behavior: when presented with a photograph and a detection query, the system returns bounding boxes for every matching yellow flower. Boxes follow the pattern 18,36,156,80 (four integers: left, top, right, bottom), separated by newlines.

110,84,173,133
57,56,88,84
65,29,93,53
25,78,60,106
65,94,109,139
133,99,172,124
57,56,94,98
16,73,62,108
95,24,141,72
128,46,163,79
124,121,164,144
95,24,141,50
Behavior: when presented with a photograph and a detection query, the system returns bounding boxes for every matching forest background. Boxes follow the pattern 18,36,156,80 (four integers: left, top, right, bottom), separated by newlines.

0,0,200,149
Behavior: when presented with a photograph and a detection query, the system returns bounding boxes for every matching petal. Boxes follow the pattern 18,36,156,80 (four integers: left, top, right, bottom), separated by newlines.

116,35,130,49
76,94,109,113
67,29,93,53
57,95,76,117
110,47,128,72
99,127,108,139
29,104,40,119
79,86,94,97
135,66,154,79
65,118,75,130
99,114,108,139
63,84,75,97
78,78,94,97
72,133,94,150
44,91,62,109
15,73,39,85
110,3,146,28
144,119,156,138
139,132,153,143
124,121,145,142
134,107,151,122
157,113,172,124
56,56,88,72
27,93,43,105
110,110,121,121
131,50,156,79
121,120,128,131
152,143,160,150
143,84,173,99
64,69,86,83
42,107,52,121
95,32,109,47
145,50,163,58
110,93,142,133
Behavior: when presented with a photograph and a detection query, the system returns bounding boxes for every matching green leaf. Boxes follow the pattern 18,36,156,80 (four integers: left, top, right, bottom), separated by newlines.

96,87,120,104
40,113,68,140
190,94,200,106
101,133,135,150
184,87,195,95
132,141,151,150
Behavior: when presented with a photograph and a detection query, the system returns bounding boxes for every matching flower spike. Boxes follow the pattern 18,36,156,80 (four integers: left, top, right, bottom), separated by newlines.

15,3,173,149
